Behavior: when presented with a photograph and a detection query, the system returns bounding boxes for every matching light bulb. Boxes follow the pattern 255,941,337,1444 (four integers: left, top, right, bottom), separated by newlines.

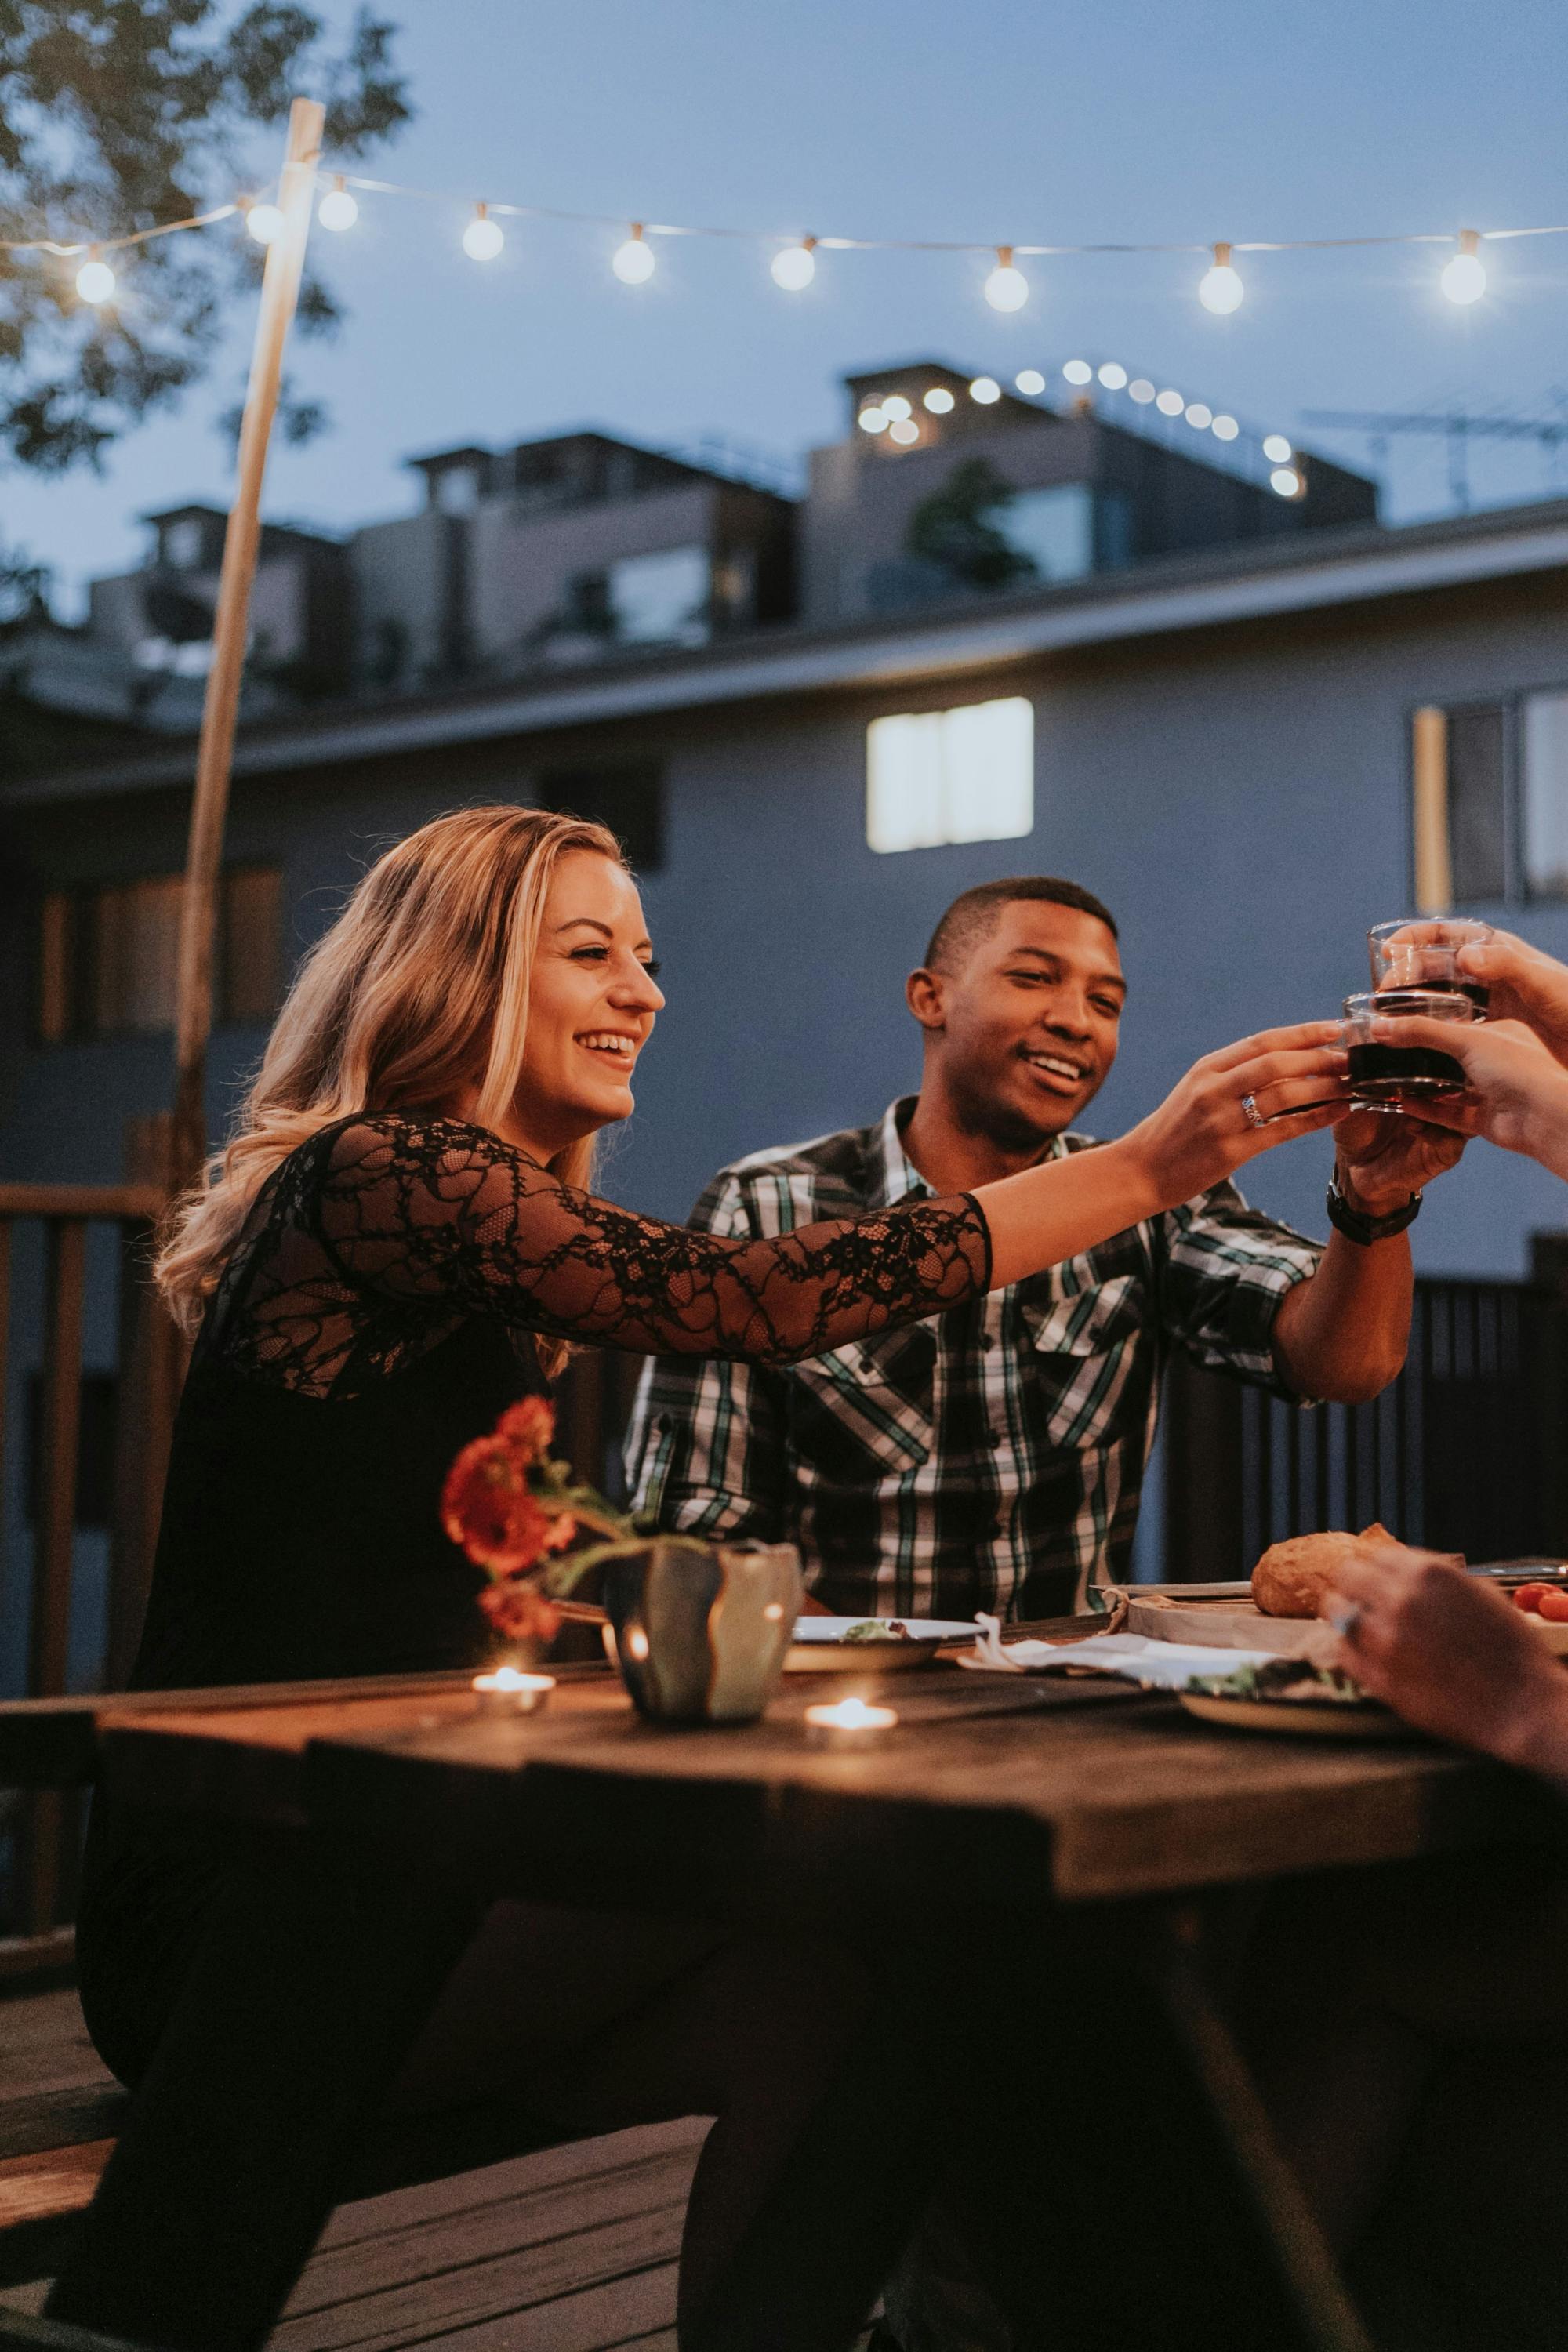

771,239,816,292
880,394,912,421
984,246,1029,313
1014,368,1045,395
1185,402,1213,429
1062,359,1092,386
1156,388,1184,416
1098,362,1127,390
1270,466,1304,498
318,180,358,233
1441,230,1486,306
74,256,116,304
463,205,504,261
1262,434,1293,463
858,406,889,434
613,227,655,285
1198,243,1244,314
924,386,956,412
1128,379,1156,404
245,202,285,245
968,376,1001,405
889,418,920,445
1212,414,1240,441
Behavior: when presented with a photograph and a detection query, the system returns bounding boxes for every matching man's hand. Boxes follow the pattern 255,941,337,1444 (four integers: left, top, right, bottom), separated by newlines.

1319,1543,1568,1784
1332,1105,1464,1219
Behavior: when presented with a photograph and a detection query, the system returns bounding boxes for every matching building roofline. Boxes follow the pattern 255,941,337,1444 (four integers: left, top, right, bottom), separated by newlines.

9,495,1568,809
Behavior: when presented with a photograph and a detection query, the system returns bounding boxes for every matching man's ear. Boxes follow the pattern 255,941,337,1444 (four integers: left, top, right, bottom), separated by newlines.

906,965,946,1033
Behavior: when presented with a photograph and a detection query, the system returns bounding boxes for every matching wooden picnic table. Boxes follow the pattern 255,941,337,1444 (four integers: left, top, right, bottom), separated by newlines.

27,1650,1568,2352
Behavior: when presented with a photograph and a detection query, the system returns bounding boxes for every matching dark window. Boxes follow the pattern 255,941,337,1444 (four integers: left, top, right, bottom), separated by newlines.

37,866,284,1042
1446,705,1509,902
539,764,665,873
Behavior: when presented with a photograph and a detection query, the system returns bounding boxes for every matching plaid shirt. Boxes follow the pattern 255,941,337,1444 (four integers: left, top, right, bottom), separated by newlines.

624,1099,1322,1619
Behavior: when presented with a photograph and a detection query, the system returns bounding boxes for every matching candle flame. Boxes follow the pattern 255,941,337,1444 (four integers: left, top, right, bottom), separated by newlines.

804,1697,898,1732
473,1668,556,1694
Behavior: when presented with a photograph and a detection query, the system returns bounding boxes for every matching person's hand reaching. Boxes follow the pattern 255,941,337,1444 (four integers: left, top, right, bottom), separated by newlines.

1370,1013,1568,1177
1456,931,1568,1069
1319,1541,1568,1788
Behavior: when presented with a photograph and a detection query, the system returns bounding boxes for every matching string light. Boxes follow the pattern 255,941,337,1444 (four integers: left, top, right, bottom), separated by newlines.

1097,361,1127,389
1015,368,1045,394
1262,433,1294,463
1440,228,1486,305
968,375,1001,404
1128,378,1156,403
771,237,816,291
924,385,956,412
318,176,358,233
984,245,1029,313
1270,464,1305,498
1185,401,1213,429
858,405,889,434
74,252,116,304
1198,241,1245,314
612,224,655,285
889,417,920,444
1212,413,1240,440
881,394,913,420
463,202,504,260
245,201,285,245
1156,388,1184,416
1062,360,1092,386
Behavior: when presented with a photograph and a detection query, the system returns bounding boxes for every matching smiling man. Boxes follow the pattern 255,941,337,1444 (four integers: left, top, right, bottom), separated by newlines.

625,875,1458,1624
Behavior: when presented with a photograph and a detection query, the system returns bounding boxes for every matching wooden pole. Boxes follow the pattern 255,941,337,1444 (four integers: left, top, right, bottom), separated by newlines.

170,96,325,1192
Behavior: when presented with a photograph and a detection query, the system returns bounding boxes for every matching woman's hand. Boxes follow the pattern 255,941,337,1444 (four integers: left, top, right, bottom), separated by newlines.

1371,1013,1568,1176
1457,931,1568,1067
1319,1542,1568,1785
1120,1022,1351,1211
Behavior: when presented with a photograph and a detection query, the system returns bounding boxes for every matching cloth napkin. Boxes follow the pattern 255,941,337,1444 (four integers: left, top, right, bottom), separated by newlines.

961,1613,1276,1690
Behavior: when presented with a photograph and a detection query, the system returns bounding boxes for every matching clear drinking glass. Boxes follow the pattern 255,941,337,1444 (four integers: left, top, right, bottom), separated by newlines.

1342,988,1476,1116
1368,918,1494,1010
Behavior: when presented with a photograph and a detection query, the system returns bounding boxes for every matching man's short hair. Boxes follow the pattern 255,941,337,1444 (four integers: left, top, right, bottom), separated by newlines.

924,877,1119,974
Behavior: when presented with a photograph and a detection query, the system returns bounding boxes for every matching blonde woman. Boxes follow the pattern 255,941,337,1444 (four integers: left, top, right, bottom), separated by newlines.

74,805,1347,2343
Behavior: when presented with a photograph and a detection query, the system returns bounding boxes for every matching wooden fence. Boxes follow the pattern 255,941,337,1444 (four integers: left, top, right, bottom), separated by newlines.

0,1182,180,1978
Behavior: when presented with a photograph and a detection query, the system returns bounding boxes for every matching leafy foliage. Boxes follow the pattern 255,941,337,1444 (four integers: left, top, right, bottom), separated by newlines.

0,3,411,474
904,456,1038,591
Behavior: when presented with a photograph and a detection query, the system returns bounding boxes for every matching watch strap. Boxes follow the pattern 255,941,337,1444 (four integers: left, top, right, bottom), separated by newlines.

1326,1172,1421,1246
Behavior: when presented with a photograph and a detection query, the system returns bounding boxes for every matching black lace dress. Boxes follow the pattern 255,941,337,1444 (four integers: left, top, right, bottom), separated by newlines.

76,1112,989,2085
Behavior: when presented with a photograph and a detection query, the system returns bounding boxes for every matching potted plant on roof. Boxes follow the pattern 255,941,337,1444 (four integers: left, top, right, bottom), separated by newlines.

442,1398,801,1723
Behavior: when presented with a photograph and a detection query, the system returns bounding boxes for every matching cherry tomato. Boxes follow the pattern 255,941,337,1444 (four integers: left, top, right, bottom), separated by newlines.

1512,1583,1550,1613
1537,1590,1568,1622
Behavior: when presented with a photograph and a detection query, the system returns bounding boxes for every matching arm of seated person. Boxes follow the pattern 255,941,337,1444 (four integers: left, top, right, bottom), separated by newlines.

1320,1543,1568,1791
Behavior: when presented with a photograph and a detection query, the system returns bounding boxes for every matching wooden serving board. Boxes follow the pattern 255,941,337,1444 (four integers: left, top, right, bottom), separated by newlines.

1123,1582,1568,1657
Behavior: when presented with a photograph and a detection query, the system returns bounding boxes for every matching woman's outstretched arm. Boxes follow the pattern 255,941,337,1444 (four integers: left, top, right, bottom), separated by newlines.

310,1022,1348,1366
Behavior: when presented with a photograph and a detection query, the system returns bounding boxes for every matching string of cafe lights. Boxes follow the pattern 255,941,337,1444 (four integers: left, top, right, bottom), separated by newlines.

9,172,1562,494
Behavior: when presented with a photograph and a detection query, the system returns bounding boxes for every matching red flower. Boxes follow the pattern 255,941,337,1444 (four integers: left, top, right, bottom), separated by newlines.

496,1396,556,1465
477,1578,561,1646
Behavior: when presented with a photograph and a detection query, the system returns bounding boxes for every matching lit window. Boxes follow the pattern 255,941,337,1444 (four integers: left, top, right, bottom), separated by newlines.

866,697,1033,855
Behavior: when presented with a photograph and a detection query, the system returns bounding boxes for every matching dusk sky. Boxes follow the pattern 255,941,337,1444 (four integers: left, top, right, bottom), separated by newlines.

11,0,1568,611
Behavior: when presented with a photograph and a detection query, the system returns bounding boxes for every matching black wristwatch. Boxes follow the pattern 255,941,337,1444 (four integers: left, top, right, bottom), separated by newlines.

1326,1169,1421,1246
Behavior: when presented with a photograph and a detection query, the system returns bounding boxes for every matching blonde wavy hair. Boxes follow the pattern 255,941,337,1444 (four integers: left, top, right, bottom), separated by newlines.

156,804,628,1376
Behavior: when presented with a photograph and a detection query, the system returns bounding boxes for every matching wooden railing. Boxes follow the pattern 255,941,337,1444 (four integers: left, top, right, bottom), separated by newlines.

0,1181,180,1979
1163,1255,1568,1581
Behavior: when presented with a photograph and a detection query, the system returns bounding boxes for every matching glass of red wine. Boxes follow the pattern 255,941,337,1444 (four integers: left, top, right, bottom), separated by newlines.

1342,988,1476,1115
1368,918,1494,1010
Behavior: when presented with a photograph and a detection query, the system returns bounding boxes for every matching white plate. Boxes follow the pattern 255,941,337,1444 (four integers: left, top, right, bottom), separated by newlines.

784,1616,976,1673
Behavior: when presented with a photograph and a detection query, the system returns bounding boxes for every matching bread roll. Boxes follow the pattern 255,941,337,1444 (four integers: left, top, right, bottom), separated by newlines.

1250,1522,1398,1619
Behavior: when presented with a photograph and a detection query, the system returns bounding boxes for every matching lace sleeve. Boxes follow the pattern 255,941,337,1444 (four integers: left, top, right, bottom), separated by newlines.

305,1116,990,1366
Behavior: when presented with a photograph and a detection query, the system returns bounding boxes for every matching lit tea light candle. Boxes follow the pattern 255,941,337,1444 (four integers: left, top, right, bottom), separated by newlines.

472,1667,555,1716
804,1696,898,1750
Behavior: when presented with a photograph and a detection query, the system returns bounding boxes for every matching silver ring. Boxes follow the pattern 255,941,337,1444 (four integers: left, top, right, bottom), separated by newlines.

1240,1094,1267,1131
1328,1601,1364,1639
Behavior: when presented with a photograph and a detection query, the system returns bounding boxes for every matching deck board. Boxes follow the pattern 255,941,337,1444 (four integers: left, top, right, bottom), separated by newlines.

0,1985,713,2352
